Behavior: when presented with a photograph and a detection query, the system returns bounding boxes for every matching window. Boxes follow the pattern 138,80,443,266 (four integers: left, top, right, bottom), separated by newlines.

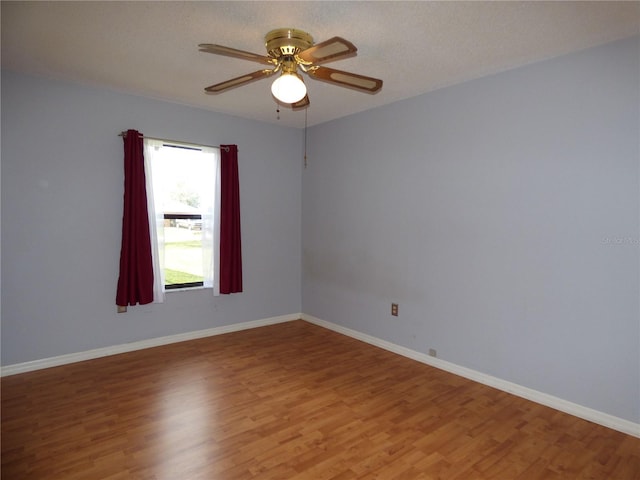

144,139,220,296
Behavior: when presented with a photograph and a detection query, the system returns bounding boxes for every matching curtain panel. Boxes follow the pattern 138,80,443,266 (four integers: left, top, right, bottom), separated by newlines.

219,144,243,294
115,130,154,306
143,138,165,303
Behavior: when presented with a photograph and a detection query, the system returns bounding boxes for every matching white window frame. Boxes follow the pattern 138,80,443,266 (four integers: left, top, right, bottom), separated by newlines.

144,139,221,302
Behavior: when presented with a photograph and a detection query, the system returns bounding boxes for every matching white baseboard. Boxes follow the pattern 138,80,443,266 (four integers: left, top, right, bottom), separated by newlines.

301,313,640,439
1,313,300,377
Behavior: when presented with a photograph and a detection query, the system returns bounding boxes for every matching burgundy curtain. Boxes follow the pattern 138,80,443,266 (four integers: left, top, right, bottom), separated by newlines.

116,130,154,306
220,144,243,294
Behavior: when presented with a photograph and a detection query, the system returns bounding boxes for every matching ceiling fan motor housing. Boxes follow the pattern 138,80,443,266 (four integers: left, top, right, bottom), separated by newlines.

265,28,314,59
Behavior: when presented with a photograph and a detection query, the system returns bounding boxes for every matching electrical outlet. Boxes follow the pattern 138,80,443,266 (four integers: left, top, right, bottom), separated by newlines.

428,348,437,357
391,303,398,316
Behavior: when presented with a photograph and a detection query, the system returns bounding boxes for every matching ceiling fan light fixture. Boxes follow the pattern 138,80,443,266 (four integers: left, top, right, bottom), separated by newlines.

271,72,307,104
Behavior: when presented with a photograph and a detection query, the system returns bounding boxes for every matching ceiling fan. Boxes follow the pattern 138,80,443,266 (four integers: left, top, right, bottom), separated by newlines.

198,28,383,109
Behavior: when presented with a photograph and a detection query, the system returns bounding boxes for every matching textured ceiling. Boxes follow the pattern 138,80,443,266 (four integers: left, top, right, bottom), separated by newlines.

2,1,639,128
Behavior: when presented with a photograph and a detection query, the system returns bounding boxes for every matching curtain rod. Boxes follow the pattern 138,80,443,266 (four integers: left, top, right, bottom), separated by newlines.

118,131,229,151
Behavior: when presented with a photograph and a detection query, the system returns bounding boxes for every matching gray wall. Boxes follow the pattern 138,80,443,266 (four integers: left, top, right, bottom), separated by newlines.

1,71,302,365
302,37,640,423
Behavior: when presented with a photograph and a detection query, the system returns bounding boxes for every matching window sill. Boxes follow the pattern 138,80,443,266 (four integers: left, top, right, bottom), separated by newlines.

165,286,210,293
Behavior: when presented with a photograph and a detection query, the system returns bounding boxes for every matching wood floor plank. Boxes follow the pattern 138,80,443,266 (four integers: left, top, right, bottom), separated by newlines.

2,320,638,479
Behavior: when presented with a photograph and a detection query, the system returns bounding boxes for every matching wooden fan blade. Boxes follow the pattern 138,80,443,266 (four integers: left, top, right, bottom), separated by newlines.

297,37,357,65
205,69,274,93
198,44,273,65
308,66,383,93
291,95,310,110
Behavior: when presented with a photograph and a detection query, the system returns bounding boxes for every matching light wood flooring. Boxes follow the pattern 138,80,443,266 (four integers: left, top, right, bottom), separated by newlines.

2,320,639,479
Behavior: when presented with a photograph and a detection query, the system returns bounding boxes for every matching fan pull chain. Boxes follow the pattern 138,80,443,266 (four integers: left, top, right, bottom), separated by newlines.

276,105,280,120
304,108,308,168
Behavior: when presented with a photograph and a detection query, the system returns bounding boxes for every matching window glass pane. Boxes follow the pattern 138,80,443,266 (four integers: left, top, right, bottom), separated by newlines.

164,218,204,286
154,146,210,215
